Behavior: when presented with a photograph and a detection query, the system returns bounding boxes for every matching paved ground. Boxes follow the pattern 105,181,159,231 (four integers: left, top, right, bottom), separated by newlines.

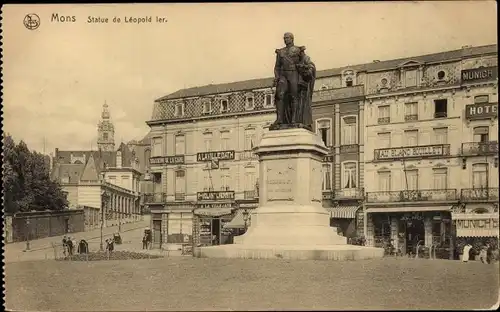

4,257,499,311
4,216,152,263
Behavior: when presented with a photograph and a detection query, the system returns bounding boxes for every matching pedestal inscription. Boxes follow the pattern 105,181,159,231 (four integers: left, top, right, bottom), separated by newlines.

266,162,295,201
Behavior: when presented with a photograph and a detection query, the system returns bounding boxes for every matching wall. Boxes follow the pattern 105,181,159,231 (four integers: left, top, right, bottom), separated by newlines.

76,184,102,209
11,210,85,242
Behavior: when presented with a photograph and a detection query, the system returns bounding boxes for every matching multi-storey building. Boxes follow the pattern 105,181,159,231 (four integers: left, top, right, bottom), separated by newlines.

312,81,366,239
363,44,498,258
146,79,276,249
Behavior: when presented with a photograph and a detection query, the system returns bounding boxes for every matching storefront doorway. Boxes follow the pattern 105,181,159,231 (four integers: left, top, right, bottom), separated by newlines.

404,219,425,255
198,216,233,246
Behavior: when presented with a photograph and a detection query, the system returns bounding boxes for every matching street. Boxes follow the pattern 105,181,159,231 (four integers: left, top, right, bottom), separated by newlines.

4,257,499,311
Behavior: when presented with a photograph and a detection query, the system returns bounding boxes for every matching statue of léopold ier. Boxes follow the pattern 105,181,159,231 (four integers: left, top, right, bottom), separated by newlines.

269,32,316,131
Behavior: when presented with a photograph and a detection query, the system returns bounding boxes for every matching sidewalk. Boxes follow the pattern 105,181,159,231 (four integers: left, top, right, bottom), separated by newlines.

5,216,150,253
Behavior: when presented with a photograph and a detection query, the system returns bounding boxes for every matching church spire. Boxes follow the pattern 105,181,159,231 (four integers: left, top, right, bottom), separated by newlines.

97,101,115,152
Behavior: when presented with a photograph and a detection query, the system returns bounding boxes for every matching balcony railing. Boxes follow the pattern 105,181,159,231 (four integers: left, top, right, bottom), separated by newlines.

461,187,499,201
434,112,447,118
175,192,186,201
366,189,458,203
340,144,359,154
377,117,390,124
239,150,258,160
404,114,418,122
333,188,364,199
143,193,167,204
244,190,258,200
461,141,498,156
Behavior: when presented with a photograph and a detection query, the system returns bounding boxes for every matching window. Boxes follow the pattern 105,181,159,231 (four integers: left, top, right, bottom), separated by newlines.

322,164,332,191
433,168,448,190
244,169,256,191
473,126,489,143
175,170,186,194
103,132,109,140
404,130,418,147
108,175,117,186
378,105,390,124
377,132,391,149
404,102,418,121
434,99,448,118
264,93,274,108
202,100,212,114
220,169,230,191
437,71,446,80
378,171,391,191
472,164,488,189
174,135,185,155
404,169,419,190
433,128,448,144
220,131,230,151
345,77,353,87
174,103,184,117
245,94,255,110
474,95,489,104
203,133,213,152
341,116,357,145
203,172,212,191
220,99,229,112
244,129,255,150
152,137,162,157
342,162,357,189
405,70,417,87
316,119,331,146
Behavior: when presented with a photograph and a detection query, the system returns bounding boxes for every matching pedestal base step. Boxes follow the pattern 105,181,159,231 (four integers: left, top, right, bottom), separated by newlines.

194,244,384,261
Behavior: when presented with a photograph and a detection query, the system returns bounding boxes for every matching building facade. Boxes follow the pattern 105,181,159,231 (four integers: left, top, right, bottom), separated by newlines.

146,79,277,249
363,45,498,258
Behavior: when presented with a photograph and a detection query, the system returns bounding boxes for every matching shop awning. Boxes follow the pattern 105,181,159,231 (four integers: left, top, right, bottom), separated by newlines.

366,206,451,213
452,212,499,237
223,210,247,229
325,206,360,219
193,208,233,217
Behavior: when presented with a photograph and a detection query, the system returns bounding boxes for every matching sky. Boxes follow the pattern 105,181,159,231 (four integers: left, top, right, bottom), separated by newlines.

2,2,497,154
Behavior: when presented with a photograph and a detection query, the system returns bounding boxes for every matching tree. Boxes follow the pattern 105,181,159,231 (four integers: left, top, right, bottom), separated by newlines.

2,134,69,213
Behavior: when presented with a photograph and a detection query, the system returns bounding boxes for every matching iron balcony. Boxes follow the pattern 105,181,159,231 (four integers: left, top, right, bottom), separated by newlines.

244,190,258,200
461,141,498,156
460,187,499,202
333,188,364,199
143,193,167,204
174,193,186,201
366,189,458,203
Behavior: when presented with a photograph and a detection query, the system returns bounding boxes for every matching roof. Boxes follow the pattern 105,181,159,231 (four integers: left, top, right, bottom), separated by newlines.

51,163,85,183
54,150,117,168
155,44,497,102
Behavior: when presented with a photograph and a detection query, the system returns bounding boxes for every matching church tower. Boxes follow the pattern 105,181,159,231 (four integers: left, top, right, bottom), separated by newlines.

97,102,115,151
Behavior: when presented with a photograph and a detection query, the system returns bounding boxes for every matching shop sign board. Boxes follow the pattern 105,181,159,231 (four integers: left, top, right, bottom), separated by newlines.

465,103,498,120
461,66,498,84
197,203,233,209
197,191,235,201
149,156,185,165
374,144,449,160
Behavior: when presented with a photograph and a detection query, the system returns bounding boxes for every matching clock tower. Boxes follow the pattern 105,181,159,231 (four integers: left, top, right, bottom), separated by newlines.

97,102,115,151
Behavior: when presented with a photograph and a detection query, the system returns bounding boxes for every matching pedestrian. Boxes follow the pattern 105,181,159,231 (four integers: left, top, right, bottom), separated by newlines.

462,243,473,262
62,235,68,257
67,237,74,256
479,243,490,264
142,234,147,250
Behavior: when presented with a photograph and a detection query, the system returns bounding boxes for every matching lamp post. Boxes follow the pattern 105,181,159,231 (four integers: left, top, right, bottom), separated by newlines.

25,216,31,251
99,169,107,252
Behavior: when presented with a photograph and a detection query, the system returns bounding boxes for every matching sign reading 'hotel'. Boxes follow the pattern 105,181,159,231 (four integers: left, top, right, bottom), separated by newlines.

374,144,450,160
465,103,498,120
197,191,235,201
461,66,498,83
197,150,235,162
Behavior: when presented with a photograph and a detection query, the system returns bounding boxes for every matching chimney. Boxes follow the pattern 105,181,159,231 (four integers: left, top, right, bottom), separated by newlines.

116,151,122,168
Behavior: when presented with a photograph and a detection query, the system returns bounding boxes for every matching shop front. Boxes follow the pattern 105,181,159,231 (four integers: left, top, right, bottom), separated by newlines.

192,191,236,247
150,202,194,250
366,207,453,258
451,205,499,260
325,205,361,239
224,202,257,236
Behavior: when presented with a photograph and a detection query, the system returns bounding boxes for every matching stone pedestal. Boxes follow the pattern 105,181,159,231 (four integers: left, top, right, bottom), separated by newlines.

195,128,384,261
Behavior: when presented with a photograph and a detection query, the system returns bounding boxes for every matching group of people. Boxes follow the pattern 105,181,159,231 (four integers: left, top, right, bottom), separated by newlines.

62,236,89,256
462,243,496,263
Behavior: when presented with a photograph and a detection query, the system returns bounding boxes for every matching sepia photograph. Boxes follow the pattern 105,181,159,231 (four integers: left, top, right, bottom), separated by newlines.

2,2,499,311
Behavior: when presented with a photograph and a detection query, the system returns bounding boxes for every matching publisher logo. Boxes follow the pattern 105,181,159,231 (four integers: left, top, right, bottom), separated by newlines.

24,13,40,30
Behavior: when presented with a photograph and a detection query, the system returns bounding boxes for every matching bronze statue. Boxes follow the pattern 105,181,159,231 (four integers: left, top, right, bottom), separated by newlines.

269,32,316,131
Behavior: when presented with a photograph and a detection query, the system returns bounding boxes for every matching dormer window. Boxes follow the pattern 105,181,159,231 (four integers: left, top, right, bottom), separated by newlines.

345,77,353,87
245,94,255,110
202,99,212,115
220,99,229,113
264,93,274,108
174,102,184,117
